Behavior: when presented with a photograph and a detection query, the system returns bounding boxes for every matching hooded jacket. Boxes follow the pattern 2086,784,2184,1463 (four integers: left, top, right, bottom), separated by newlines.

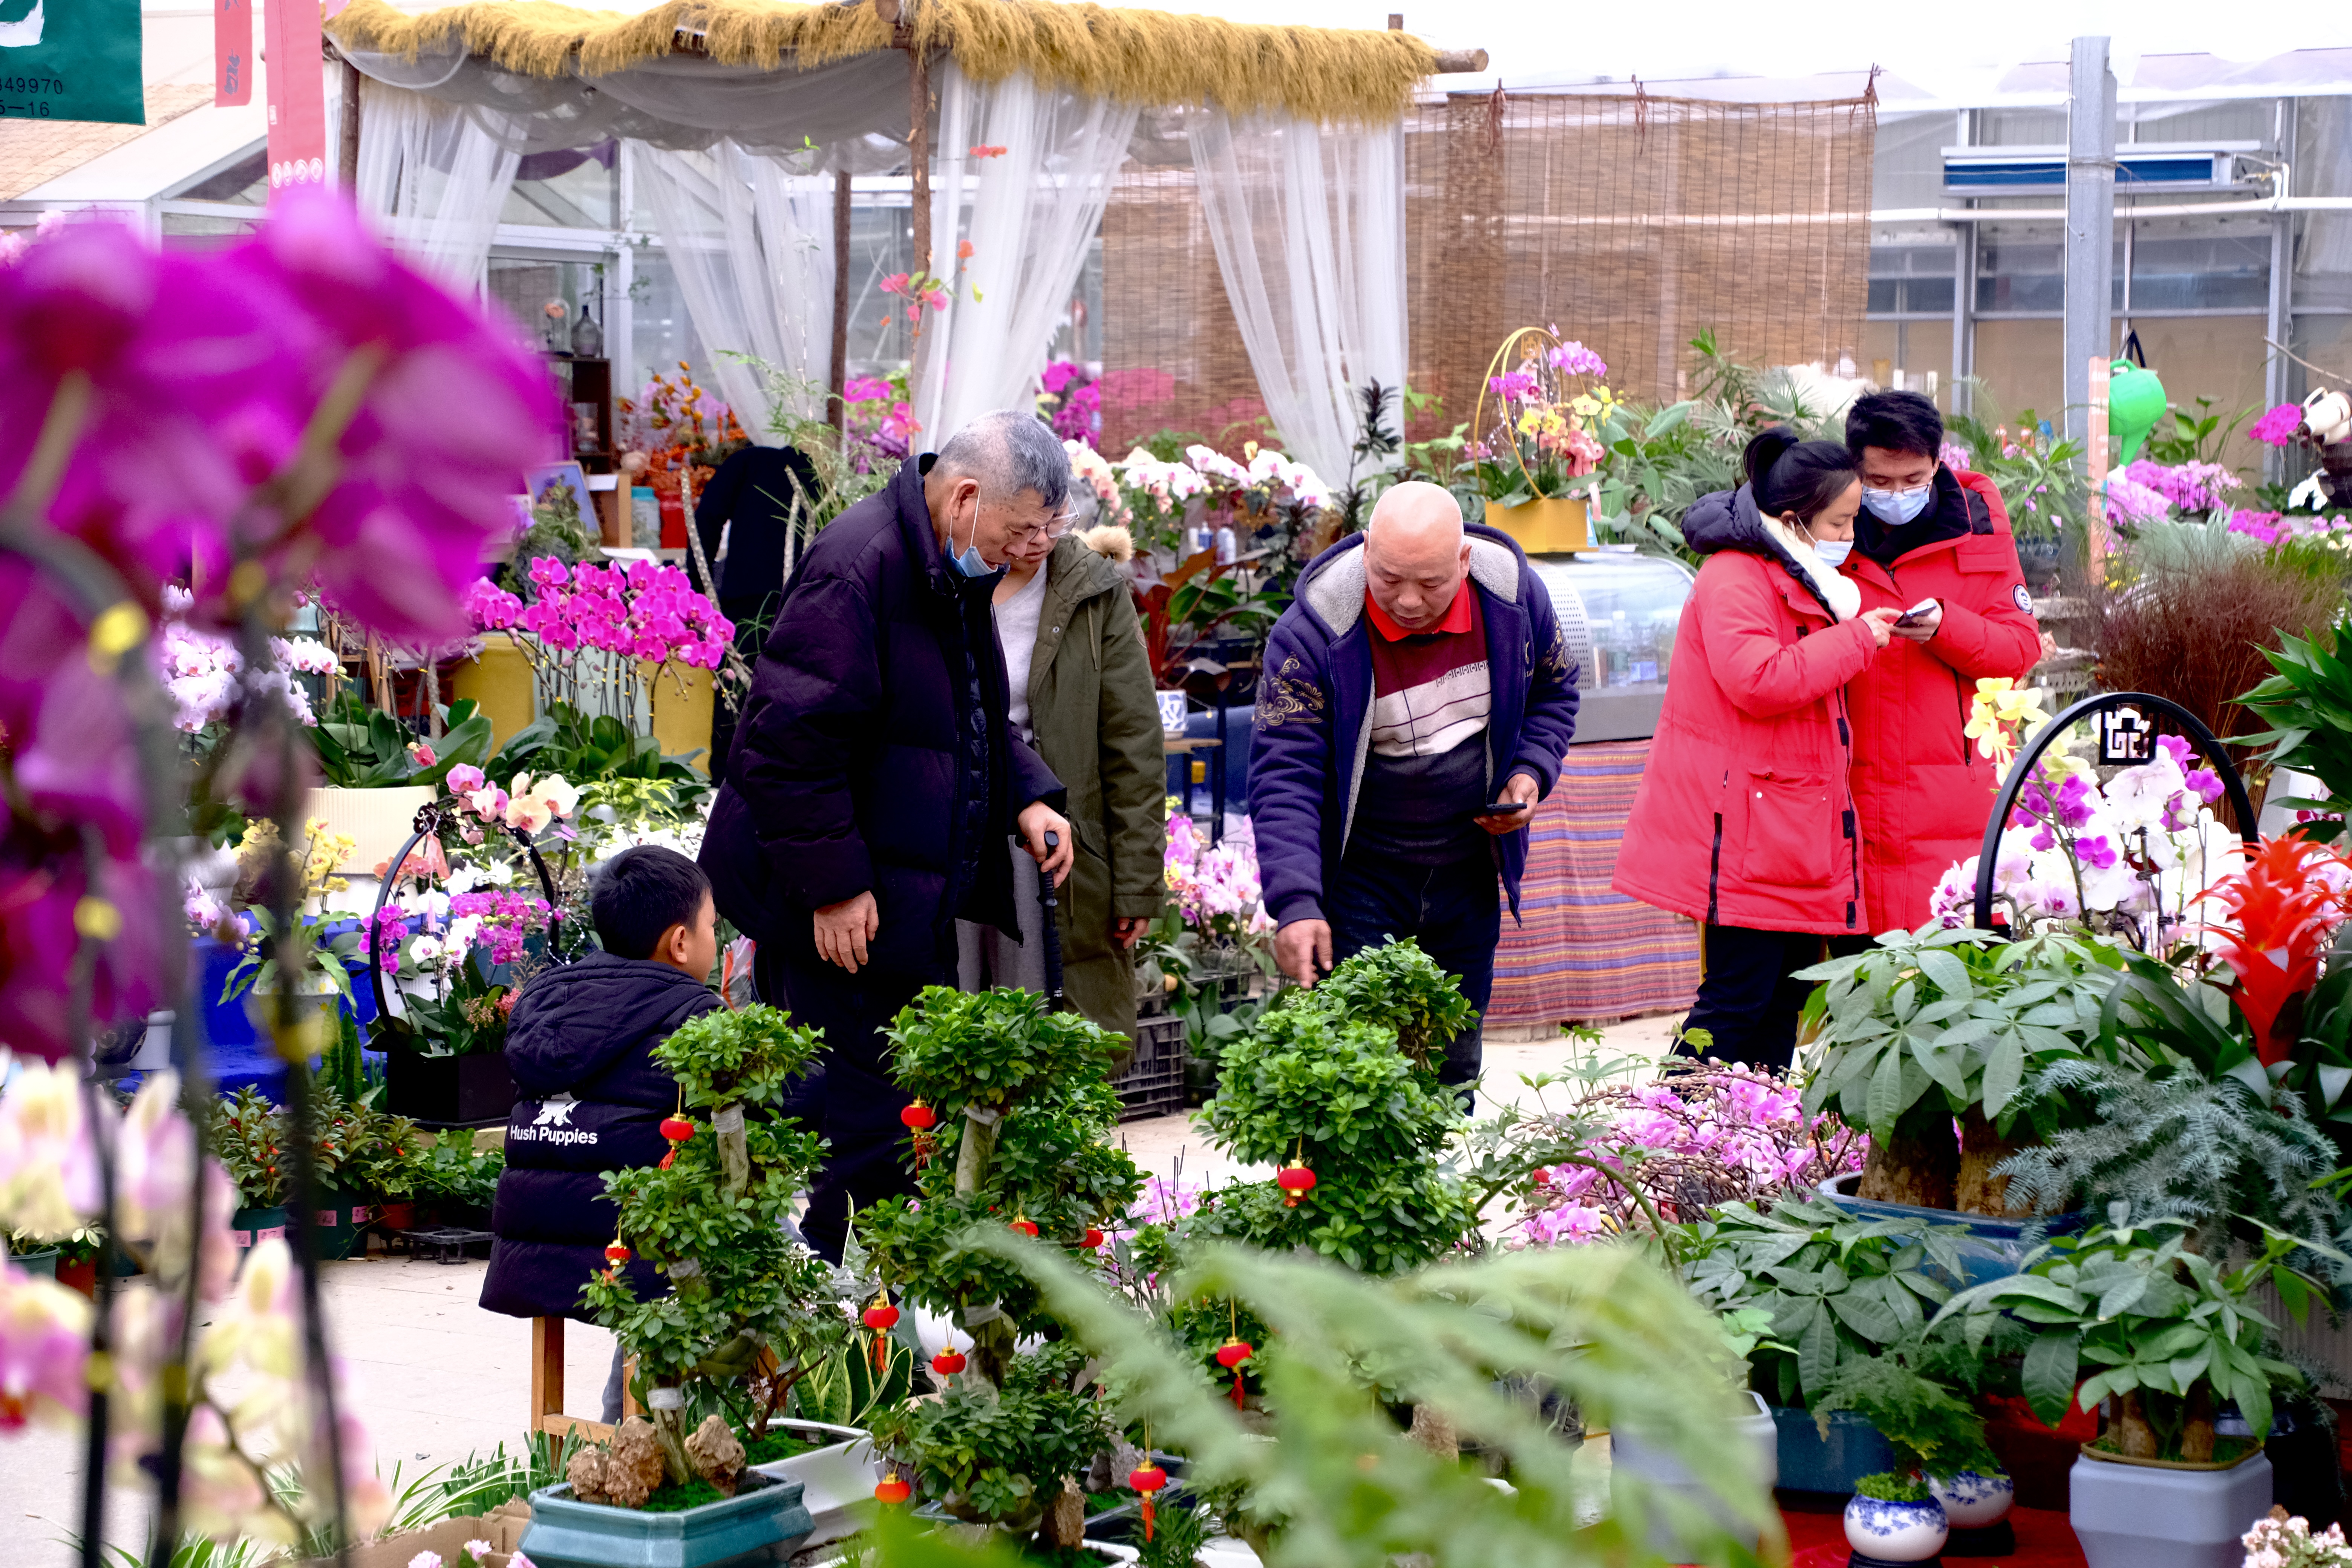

1016,526,1164,1045
479,949,719,1321
699,453,1066,968
1614,486,1882,936
1837,467,2039,933
1250,522,1580,926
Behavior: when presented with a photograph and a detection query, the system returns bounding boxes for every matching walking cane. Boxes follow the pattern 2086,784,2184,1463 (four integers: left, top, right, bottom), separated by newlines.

1038,830,1066,1008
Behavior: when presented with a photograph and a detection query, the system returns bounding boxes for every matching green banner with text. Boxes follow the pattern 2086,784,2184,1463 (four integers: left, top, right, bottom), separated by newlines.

0,0,145,126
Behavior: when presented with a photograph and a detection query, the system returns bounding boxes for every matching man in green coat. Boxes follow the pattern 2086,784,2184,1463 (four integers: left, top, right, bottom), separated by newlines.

958,521,1166,1054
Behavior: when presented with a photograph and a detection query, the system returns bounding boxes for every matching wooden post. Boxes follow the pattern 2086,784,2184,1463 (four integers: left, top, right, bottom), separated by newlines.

337,55,361,190
2086,355,2111,582
829,165,851,435
907,37,931,283
531,1315,566,1431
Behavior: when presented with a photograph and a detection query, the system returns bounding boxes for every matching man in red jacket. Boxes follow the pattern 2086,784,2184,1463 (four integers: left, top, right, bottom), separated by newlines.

1839,391,2043,934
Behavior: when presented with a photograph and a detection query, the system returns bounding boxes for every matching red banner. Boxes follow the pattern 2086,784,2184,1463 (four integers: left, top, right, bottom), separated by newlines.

262,0,325,196
214,0,251,107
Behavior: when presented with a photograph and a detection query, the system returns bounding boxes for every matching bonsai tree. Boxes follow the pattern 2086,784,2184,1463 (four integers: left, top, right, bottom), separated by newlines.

1796,926,2119,1213
1809,1352,2004,1503
856,985,1142,1547
1931,1210,2315,1462
579,1002,838,1497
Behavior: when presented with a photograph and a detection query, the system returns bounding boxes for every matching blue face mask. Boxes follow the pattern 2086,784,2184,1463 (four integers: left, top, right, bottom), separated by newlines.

1813,539,1853,567
1863,485,1933,525
942,503,1003,585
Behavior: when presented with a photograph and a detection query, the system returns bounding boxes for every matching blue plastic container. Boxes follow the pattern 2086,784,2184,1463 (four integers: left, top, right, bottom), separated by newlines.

1771,1405,1897,1496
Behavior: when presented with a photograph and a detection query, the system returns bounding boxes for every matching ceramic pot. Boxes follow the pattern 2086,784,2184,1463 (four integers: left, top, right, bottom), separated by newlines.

2070,1447,2272,1568
1929,1467,2014,1527
1610,1390,1778,1557
1842,1491,1948,1562
519,1470,812,1568
1490,495,1590,554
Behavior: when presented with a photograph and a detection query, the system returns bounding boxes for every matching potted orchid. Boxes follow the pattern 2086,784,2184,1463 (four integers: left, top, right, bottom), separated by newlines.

1121,444,1326,689
1469,327,1610,553
1138,812,1276,1082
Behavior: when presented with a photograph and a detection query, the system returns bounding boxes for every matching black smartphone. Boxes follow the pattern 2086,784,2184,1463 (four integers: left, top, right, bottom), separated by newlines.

1479,801,1530,817
1894,597,1940,627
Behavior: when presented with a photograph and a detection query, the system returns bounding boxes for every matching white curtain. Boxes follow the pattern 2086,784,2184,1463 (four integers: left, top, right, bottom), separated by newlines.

353,79,522,296
912,64,1141,447
639,142,836,443
1185,109,1407,487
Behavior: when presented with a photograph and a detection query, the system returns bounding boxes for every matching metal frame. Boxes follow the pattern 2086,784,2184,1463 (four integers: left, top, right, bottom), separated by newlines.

1969,691,2260,931
366,799,567,1025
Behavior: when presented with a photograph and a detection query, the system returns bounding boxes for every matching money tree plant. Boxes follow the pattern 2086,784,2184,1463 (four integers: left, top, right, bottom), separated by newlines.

579,1003,842,1494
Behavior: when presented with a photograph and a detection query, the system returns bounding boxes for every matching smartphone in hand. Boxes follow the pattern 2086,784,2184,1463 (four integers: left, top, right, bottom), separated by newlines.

1479,801,1530,817
1894,597,1941,627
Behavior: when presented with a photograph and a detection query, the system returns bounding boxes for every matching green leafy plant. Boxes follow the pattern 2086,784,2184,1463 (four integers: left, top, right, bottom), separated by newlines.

582,1003,834,1489
1810,1353,2002,1483
489,698,711,819
1932,1210,2322,1461
1796,926,2121,1214
307,692,494,790
875,1338,1111,1534
209,1087,288,1209
2142,395,2253,468
1853,1472,1931,1503
1946,392,2089,544
404,1129,504,1210
1673,1197,1971,1408
2239,630,2352,840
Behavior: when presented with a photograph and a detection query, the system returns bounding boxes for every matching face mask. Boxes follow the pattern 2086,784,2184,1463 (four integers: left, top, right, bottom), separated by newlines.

1863,485,1932,525
942,499,1002,584
1813,539,1853,567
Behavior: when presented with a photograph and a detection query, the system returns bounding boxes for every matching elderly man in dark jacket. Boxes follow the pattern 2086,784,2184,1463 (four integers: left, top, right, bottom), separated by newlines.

700,410,1075,1259
1250,481,1580,1090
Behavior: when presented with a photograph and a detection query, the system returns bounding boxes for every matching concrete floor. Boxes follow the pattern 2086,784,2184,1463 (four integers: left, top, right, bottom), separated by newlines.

7,1014,1679,1563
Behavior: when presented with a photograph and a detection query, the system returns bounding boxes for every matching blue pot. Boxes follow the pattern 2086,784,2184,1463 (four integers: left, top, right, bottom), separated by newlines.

520,1471,812,1568
1771,1405,1897,1496
1816,1172,2085,1288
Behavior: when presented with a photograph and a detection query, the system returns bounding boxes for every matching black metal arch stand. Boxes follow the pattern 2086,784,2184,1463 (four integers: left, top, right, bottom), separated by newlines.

1971,691,2262,931
367,799,567,1023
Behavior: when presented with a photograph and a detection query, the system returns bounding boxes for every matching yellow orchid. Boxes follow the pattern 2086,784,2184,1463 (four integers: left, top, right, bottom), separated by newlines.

1963,678,2049,772
1569,393,1601,420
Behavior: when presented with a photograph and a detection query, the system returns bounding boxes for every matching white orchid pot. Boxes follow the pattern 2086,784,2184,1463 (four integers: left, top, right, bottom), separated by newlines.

1842,1491,1948,1562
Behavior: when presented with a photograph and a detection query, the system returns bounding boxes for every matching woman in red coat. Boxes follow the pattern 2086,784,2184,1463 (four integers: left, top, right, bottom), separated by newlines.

1838,391,2045,933
1615,429,1901,1069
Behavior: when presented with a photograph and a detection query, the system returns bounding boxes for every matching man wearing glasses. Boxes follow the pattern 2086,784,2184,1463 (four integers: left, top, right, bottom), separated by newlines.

701,409,1077,1259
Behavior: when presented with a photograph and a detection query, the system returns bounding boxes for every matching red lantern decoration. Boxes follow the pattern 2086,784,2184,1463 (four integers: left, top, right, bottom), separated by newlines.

900,1101,937,1132
1276,1162,1317,1208
1081,1226,1104,1250
660,1115,695,1144
1129,1463,1168,1540
931,1348,967,1376
861,1301,900,1332
874,1472,911,1505
1010,1216,1040,1237
605,1242,631,1264
1215,1337,1254,1409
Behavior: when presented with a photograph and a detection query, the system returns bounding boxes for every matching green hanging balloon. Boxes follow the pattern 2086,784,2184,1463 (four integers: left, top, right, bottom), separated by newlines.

2107,359,2168,465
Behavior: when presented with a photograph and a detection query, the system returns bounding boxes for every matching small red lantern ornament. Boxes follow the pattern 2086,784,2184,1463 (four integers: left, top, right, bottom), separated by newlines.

862,1292,900,1371
931,1348,967,1376
1277,1162,1317,1208
874,1471,911,1505
1129,1462,1169,1541
900,1101,937,1132
1215,1337,1254,1409
1081,1226,1104,1250
660,1089,694,1170
1010,1215,1040,1237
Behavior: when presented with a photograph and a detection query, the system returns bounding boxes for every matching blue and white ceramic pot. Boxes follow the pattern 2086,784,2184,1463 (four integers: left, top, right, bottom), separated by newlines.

1929,1468,2014,1529
1842,1491,1948,1562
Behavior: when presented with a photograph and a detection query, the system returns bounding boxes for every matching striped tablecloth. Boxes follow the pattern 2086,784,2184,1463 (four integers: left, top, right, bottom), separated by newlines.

1488,738,1700,1026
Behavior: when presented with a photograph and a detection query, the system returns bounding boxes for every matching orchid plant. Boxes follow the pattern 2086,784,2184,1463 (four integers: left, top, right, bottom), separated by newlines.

1469,328,1611,508
464,556,731,738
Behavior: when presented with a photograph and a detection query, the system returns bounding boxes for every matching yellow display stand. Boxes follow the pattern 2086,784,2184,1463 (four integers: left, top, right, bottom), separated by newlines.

643,661,717,773
449,633,537,750
1488,495,1589,555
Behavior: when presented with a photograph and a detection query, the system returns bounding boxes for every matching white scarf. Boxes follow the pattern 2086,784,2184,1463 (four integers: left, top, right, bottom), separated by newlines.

1758,515,1862,622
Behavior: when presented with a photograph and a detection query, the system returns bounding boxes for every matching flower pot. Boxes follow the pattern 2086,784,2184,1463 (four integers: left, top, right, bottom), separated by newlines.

231,1205,288,1250
6,1247,59,1279
1770,1403,1897,1496
56,1258,96,1296
450,632,538,753
302,785,439,876
640,659,715,775
1843,1491,1948,1562
748,1420,877,1550
1609,1390,1778,1558
1817,1171,2086,1288
309,1189,366,1261
1489,495,1589,554
519,1470,813,1568
1929,1468,2013,1529
375,1200,418,1235
384,1043,517,1128
2069,1446,2272,1568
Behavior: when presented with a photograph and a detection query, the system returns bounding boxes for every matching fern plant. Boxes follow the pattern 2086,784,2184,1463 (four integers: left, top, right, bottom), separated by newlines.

1809,1353,2002,1483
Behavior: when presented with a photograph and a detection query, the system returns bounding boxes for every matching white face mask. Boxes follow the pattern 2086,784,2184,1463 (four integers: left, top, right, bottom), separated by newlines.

1862,485,1933,525
1813,539,1853,567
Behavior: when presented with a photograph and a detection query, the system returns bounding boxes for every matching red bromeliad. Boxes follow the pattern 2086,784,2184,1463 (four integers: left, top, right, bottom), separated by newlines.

2203,834,2352,1065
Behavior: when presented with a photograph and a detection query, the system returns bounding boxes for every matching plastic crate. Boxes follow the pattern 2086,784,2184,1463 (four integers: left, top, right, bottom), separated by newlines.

1116,1014,1188,1121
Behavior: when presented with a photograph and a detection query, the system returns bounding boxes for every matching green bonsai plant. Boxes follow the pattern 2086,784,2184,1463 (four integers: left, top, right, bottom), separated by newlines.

856,986,1141,1548
210,1086,289,1210
1810,1352,2004,1502
1931,1210,2319,1462
579,1002,837,1499
1795,926,2121,1213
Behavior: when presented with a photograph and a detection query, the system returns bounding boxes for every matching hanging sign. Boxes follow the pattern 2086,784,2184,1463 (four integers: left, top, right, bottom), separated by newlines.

0,0,146,125
262,0,326,194
216,0,251,107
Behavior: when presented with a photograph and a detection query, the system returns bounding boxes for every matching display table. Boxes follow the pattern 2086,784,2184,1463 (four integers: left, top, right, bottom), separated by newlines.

1488,738,1700,1026
1781,1501,2085,1566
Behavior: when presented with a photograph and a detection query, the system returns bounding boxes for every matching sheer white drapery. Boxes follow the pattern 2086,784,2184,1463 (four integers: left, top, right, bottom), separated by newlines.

912,64,1141,447
352,78,523,296
1185,109,1408,487
639,141,837,444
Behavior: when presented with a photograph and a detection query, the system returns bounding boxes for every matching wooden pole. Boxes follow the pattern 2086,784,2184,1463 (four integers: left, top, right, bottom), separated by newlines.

830,166,851,435
907,37,931,283
337,55,361,190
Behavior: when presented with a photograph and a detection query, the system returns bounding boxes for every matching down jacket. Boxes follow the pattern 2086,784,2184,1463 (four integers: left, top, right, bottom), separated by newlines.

1615,487,1883,936
479,950,718,1321
1839,467,2040,933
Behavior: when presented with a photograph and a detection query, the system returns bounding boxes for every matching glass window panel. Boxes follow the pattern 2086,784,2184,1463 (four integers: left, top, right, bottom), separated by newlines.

1978,109,2066,147
2129,229,2269,312
502,142,617,229
1873,112,1954,211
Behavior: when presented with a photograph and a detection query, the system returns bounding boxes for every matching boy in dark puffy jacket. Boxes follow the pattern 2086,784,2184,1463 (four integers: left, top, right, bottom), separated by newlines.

480,845,720,1421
